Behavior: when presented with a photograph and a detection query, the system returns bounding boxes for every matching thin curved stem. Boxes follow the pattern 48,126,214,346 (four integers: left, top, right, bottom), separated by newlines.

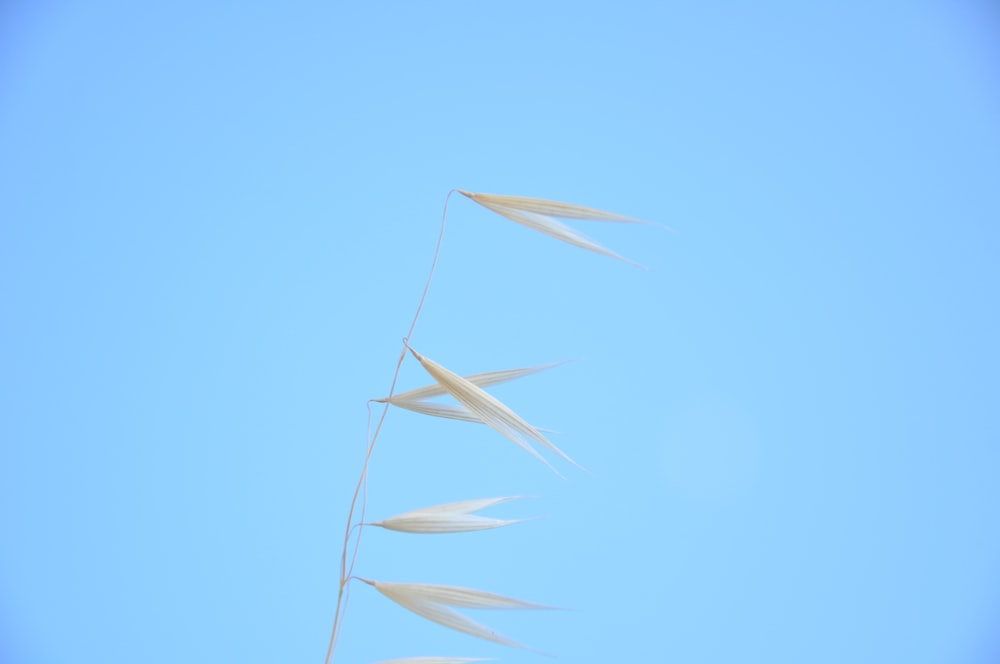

323,190,457,664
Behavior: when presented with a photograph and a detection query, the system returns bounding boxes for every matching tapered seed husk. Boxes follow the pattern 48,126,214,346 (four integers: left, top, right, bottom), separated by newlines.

407,347,584,475
371,497,528,534
361,579,552,651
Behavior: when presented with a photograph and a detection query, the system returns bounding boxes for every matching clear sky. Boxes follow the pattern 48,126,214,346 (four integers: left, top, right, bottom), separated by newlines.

2,2,1000,663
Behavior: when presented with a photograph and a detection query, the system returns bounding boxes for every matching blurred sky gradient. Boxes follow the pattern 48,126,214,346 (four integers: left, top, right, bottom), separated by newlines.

2,2,1000,663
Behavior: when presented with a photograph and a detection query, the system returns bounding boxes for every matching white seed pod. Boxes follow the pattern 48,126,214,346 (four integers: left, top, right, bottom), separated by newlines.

459,190,657,268
381,362,567,404
361,579,553,652
370,497,530,534
371,658,490,664
407,347,583,476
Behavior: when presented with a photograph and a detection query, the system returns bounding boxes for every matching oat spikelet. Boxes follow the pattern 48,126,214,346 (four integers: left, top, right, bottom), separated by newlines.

370,497,529,534
372,659,491,664
376,361,567,426
458,190,651,267
459,192,648,223
407,347,583,476
382,398,561,435
378,361,567,404
384,400,483,424
360,579,552,651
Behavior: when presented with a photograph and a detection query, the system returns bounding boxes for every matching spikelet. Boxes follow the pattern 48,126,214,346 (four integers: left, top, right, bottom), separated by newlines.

370,497,529,534
380,362,567,403
360,579,552,651
384,400,483,424
376,362,567,425
458,190,653,267
407,347,583,476
371,658,490,664
459,191,647,222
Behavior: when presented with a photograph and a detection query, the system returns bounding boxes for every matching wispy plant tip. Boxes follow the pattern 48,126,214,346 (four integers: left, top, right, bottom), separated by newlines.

406,346,584,476
375,361,569,426
370,497,531,534
458,190,654,268
372,659,492,664
364,579,554,652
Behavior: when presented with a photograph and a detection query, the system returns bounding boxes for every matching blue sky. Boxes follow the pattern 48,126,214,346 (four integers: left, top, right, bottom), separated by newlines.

2,1,1000,663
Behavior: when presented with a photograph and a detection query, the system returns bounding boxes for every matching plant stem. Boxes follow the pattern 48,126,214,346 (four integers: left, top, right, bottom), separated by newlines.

324,190,456,664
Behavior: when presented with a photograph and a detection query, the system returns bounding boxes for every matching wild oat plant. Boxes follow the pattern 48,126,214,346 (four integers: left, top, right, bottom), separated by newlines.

324,190,656,664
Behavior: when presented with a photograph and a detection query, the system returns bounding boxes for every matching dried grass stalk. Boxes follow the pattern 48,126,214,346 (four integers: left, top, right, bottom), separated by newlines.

326,189,653,664
360,579,552,651
370,497,529,534
458,190,651,267
406,347,583,475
